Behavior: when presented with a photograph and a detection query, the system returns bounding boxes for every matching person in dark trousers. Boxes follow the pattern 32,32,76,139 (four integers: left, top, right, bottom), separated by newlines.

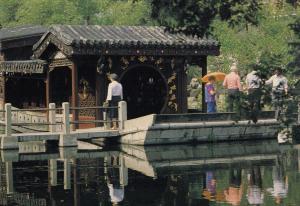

106,73,123,130
246,68,262,122
205,76,217,113
223,64,242,112
265,67,288,119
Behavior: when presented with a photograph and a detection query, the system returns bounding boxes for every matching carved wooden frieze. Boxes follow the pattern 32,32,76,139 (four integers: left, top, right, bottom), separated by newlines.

51,51,67,60
33,33,74,59
167,72,178,112
119,56,164,70
49,59,73,70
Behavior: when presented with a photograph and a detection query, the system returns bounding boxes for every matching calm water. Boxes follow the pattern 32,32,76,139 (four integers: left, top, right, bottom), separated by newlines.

1,140,300,206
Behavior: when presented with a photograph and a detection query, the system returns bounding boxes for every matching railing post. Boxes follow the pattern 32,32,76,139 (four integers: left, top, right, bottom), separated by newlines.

298,101,300,125
5,103,12,137
59,102,77,147
6,161,14,194
64,159,71,190
118,101,127,130
1,103,18,149
62,102,70,135
119,154,128,186
49,159,57,186
49,103,56,133
103,110,109,130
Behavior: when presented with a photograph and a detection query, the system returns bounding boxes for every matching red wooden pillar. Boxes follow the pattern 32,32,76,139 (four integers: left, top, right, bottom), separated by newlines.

176,61,188,113
46,69,51,107
181,64,188,113
0,75,6,110
200,56,207,113
71,60,79,129
96,72,106,126
0,53,6,109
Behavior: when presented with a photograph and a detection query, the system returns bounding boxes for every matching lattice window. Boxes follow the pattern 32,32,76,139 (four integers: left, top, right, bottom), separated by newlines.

79,94,96,117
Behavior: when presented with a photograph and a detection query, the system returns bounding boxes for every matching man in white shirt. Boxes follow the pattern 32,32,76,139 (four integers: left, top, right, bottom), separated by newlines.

265,67,288,118
106,73,123,129
246,69,262,114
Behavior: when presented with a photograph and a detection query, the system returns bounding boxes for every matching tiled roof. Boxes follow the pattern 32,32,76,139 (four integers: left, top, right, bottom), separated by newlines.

33,25,220,56
0,60,47,74
0,25,46,41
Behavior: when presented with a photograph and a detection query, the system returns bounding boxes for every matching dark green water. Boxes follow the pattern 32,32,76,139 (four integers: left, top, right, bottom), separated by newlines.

1,140,300,206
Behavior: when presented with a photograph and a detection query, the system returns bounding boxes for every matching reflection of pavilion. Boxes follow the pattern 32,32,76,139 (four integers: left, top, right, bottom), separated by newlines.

0,147,124,205
119,140,294,205
0,141,297,205
120,140,291,178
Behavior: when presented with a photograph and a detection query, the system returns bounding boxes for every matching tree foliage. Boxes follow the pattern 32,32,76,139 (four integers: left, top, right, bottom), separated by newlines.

208,3,298,77
0,0,153,26
95,0,152,26
15,0,81,25
0,0,22,27
289,17,300,75
0,0,299,80
149,0,262,37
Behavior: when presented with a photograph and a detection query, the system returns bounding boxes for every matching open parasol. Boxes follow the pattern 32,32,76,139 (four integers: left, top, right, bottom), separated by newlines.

201,72,226,83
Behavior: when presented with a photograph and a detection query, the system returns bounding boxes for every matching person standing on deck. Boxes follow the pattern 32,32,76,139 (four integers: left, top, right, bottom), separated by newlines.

106,73,123,130
265,67,288,119
205,76,217,113
246,68,262,122
223,64,242,112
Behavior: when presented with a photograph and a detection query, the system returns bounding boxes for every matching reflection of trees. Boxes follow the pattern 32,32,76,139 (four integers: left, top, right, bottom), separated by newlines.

161,175,189,205
160,174,209,206
124,171,166,206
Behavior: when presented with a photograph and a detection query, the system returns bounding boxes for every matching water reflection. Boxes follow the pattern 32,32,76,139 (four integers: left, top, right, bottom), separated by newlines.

224,169,243,206
105,156,126,205
266,158,288,204
247,166,263,205
0,140,299,205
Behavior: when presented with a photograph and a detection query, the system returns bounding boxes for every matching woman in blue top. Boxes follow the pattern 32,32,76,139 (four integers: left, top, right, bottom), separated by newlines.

205,76,217,113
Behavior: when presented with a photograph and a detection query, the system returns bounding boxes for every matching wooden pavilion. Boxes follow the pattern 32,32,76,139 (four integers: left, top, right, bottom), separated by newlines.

0,25,47,109
0,25,220,122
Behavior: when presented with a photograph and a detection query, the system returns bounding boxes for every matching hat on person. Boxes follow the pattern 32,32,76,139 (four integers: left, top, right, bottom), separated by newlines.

110,73,118,80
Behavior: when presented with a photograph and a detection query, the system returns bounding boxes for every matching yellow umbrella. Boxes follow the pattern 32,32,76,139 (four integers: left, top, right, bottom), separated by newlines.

201,72,226,83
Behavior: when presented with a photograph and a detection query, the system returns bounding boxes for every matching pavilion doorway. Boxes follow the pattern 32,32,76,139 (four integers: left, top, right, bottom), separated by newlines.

49,67,72,106
120,65,168,119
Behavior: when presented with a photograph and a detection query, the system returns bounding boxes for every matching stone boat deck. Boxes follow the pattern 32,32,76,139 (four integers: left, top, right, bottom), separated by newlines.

119,112,280,145
1,108,281,147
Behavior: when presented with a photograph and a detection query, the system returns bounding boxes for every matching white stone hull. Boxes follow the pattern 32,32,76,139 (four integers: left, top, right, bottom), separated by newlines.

120,118,280,145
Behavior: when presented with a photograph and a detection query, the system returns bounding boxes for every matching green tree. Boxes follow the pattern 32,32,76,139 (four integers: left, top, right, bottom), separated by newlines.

0,0,153,27
15,0,81,25
147,0,262,37
208,3,297,76
74,0,100,24
95,0,153,25
0,0,23,27
289,17,300,75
